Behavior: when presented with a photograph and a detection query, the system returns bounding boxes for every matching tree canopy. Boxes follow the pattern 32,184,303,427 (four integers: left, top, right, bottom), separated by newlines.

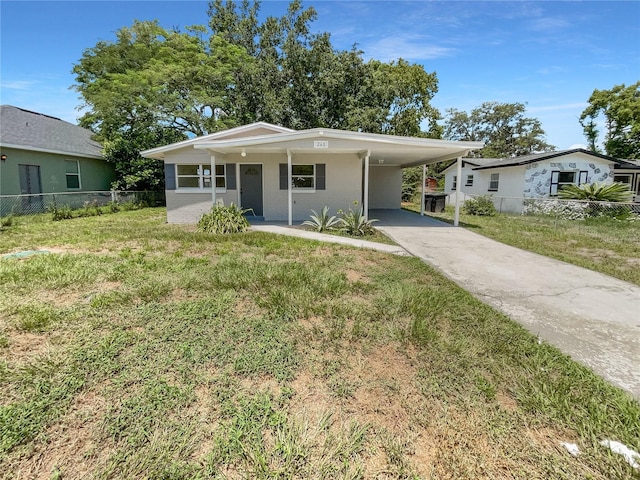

580,82,640,159
72,1,443,189
443,101,554,158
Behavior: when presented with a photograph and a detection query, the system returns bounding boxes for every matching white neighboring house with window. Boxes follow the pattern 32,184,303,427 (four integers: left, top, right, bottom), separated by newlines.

442,149,637,213
141,122,482,224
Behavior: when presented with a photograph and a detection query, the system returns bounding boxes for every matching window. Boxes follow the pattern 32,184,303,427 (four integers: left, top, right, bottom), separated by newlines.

550,170,586,195
451,175,457,190
465,174,474,186
65,160,80,189
488,173,499,191
176,164,225,189
292,164,315,189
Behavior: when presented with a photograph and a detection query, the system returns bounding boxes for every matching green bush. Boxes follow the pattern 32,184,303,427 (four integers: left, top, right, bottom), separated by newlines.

197,204,251,234
302,206,341,232
559,182,633,202
337,203,378,236
48,204,74,221
0,214,15,229
463,196,497,216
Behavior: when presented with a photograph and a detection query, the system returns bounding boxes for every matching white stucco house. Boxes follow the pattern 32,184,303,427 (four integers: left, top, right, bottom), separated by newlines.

442,149,639,212
141,122,482,224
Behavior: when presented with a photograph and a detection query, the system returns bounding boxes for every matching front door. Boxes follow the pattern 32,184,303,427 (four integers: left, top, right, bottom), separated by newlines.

240,164,263,216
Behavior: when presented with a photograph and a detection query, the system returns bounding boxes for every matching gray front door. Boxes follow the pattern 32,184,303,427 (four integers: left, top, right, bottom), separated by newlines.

240,164,263,216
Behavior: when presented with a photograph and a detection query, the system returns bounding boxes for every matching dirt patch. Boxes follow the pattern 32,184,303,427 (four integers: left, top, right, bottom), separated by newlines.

7,389,113,480
1,331,51,363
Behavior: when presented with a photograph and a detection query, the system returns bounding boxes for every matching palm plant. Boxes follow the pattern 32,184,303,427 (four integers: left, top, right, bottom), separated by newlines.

197,203,252,234
302,206,341,232
558,182,633,202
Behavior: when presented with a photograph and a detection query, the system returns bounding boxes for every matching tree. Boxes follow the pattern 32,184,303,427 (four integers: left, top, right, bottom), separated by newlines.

580,82,640,159
73,20,251,189
443,101,554,157
207,0,440,135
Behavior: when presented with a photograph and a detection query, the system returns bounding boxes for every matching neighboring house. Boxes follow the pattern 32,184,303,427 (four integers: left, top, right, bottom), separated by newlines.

0,105,115,199
613,159,640,202
141,122,482,224
442,149,639,211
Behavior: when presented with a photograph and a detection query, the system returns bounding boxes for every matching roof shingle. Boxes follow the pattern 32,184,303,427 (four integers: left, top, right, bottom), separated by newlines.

0,105,103,158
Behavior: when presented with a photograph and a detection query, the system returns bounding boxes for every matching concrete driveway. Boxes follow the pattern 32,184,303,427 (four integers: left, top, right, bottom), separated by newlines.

372,209,640,399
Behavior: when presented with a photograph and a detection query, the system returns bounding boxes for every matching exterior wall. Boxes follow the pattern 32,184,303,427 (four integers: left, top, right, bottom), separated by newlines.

164,149,366,223
0,146,114,196
265,153,363,221
369,165,402,209
522,153,613,197
443,164,524,197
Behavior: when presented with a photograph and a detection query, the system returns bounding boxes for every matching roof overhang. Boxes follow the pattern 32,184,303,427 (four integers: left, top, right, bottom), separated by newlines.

143,127,483,167
0,142,104,160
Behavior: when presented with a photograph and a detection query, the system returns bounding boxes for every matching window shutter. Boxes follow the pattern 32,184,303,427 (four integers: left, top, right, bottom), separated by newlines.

226,163,236,190
316,163,326,190
578,171,588,185
550,171,559,195
279,164,287,190
165,164,176,190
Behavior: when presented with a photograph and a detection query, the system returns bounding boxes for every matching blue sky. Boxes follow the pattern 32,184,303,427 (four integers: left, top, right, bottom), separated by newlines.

1,0,639,149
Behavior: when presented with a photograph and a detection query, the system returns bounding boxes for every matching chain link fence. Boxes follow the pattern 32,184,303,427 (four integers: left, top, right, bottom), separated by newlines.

446,193,640,221
0,191,165,218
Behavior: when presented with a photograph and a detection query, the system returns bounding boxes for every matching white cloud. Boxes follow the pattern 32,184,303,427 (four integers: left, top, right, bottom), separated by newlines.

0,80,39,90
361,34,455,62
528,103,588,113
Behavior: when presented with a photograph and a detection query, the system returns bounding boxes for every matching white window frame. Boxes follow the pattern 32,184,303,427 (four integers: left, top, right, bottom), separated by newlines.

465,174,474,187
488,173,499,191
65,159,81,190
175,164,226,192
451,175,457,190
292,164,315,191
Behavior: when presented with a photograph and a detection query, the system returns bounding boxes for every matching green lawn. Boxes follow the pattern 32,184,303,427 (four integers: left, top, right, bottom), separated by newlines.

404,202,640,286
0,208,638,479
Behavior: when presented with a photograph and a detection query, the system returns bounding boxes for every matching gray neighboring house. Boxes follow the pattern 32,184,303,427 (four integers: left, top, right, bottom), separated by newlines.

442,149,639,212
0,105,115,202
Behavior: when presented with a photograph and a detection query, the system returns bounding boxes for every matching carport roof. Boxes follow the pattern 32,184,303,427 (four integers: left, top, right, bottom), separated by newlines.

142,124,483,167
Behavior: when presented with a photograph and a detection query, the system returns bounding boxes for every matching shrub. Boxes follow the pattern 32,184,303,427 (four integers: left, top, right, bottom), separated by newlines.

302,206,341,232
463,196,497,216
0,214,15,229
48,203,73,221
197,204,251,234
107,201,121,213
559,182,633,202
337,203,378,236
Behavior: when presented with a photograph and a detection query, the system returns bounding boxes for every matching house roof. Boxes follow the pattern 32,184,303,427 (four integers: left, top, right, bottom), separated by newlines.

0,105,103,159
142,123,484,167
471,148,629,170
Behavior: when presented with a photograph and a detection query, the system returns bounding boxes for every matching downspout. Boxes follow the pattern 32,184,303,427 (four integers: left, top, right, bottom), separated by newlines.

363,150,370,221
454,156,462,227
210,154,216,206
287,149,293,226
421,164,426,216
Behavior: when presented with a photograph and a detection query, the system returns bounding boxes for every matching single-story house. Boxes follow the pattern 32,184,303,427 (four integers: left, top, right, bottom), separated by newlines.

613,159,640,200
442,149,639,212
142,122,483,224
0,105,115,199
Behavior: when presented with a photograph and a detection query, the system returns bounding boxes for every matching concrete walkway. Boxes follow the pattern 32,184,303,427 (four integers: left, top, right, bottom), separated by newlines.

251,210,640,398
372,209,640,399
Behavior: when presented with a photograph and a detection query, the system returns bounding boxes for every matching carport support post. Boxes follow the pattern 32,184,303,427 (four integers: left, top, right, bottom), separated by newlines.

210,155,216,206
287,149,293,226
363,150,370,221
454,156,462,226
420,164,426,216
